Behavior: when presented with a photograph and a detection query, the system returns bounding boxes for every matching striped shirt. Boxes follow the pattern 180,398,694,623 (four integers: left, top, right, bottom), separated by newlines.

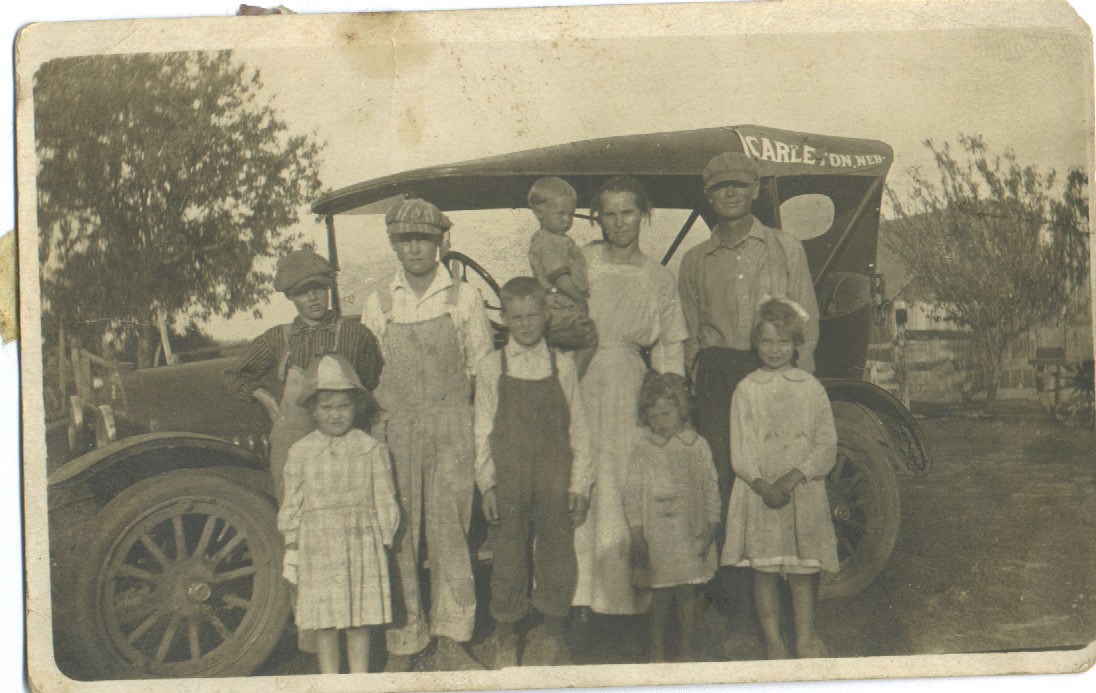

223,310,384,401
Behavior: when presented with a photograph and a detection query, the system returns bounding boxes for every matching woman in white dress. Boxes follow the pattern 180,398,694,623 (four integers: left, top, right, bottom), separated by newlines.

573,176,689,615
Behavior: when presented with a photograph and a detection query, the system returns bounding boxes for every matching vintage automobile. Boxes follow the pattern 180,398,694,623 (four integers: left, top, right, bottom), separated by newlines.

48,124,931,679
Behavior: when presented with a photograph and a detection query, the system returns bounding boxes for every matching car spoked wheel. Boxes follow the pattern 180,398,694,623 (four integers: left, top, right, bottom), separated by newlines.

818,427,900,601
74,471,290,678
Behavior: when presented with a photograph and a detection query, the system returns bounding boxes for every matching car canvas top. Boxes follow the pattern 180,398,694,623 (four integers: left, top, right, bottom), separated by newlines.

311,125,893,216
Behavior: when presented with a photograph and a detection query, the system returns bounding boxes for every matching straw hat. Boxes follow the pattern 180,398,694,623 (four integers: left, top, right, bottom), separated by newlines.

295,353,367,407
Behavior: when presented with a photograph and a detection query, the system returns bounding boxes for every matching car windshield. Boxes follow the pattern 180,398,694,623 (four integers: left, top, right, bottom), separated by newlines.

332,206,708,314
202,186,846,347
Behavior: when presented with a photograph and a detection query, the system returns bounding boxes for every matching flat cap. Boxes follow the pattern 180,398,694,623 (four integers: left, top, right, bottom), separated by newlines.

273,249,335,294
296,353,368,407
386,198,453,237
703,151,760,191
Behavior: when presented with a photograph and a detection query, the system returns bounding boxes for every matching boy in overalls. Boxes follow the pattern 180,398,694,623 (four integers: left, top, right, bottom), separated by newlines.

474,277,592,668
223,248,384,503
361,199,494,672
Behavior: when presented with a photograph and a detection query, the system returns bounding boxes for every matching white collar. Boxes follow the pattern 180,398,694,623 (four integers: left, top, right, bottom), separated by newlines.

504,338,549,359
390,265,453,302
646,425,700,448
313,428,379,454
748,367,811,384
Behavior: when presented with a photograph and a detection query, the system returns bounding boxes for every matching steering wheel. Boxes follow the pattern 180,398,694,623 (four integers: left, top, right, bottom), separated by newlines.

442,250,508,346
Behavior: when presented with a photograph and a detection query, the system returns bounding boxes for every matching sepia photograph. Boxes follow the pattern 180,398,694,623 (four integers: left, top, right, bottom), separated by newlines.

13,1,1096,692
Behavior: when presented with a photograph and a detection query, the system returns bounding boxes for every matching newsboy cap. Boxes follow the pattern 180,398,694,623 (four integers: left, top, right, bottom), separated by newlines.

703,151,760,191
386,198,453,237
296,353,368,408
273,249,335,294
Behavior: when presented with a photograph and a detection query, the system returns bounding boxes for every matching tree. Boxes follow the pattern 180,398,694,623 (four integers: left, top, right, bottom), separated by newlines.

35,51,323,367
885,135,1089,404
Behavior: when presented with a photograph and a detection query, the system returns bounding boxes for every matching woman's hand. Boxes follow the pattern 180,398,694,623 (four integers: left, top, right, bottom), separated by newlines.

696,521,721,559
569,492,590,528
629,527,649,567
482,487,500,525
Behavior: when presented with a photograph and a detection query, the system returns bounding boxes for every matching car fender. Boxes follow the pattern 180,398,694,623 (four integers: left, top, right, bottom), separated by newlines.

822,378,933,475
48,432,273,502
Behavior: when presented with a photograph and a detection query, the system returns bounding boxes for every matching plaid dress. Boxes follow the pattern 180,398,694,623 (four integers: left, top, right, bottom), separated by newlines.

278,429,400,630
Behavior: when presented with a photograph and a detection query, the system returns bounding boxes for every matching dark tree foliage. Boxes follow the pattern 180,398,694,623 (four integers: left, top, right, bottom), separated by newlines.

885,135,1089,403
35,51,323,366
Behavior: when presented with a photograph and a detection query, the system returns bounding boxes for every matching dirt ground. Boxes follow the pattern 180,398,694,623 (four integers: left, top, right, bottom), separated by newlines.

817,410,1096,658
47,408,1096,676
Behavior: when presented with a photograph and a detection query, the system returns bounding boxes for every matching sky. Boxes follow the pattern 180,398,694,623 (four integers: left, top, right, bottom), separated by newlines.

5,2,1096,693
30,0,1081,342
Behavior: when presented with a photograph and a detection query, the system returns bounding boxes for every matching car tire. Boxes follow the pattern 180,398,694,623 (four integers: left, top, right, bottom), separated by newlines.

71,470,290,679
818,426,901,601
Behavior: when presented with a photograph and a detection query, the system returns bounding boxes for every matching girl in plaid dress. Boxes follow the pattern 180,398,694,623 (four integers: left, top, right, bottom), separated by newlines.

278,354,400,674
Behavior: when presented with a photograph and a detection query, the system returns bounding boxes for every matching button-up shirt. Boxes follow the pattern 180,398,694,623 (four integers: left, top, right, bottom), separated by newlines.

472,340,594,497
361,267,494,378
223,310,384,400
678,216,819,373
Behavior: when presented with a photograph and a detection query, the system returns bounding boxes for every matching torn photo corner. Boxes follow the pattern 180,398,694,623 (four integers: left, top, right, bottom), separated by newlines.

14,1,1096,692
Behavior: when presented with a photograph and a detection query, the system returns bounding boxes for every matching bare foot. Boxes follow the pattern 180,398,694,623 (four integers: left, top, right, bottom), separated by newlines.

765,638,790,660
796,635,830,659
762,635,789,657
490,631,518,669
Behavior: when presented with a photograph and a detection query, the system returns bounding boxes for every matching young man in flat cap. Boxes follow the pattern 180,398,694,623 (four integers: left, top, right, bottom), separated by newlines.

224,248,384,503
362,198,494,672
677,152,820,625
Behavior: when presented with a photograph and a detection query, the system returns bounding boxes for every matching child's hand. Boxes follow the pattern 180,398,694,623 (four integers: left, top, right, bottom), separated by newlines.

751,478,791,509
482,487,500,525
254,388,283,423
629,527,649,567
696,522,721,559
774,469,806,497
282,549,298,585
569,492,590,528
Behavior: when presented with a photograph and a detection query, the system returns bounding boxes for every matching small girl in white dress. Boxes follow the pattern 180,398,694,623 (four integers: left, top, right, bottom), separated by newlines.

278,353,400,674
722,298,838,660
625,371,721,662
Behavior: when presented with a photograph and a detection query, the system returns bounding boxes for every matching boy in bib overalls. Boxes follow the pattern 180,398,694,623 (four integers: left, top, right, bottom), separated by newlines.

474,277,593,668
224,248,384,502
362,199,494,672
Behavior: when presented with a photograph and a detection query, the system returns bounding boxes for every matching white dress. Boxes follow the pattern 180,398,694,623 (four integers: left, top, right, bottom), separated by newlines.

573,243,688,614
625,428,721,588
722,368,840,575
